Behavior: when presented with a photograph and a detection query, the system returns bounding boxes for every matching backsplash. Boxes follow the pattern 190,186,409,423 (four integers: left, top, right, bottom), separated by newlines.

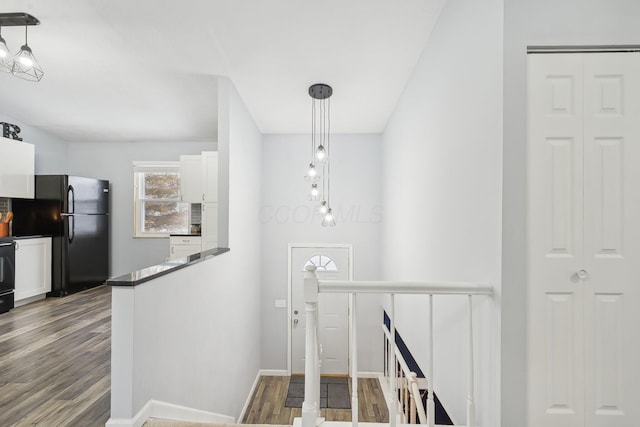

0,197,8,214
191,203,201,225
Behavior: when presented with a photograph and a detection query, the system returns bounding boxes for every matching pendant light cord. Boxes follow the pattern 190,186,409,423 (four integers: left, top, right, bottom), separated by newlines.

311,97,315,161
326,97,331,205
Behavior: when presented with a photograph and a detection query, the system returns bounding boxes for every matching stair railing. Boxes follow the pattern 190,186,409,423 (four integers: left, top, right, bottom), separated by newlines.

300,265,492,427
382,324,427,424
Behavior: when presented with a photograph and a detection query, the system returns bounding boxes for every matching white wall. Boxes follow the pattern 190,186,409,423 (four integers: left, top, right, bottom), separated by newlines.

502,1,640,425
110,78,262,423
381,0,503,425
260,133,383,373
66,141,213,277
0,112,69,173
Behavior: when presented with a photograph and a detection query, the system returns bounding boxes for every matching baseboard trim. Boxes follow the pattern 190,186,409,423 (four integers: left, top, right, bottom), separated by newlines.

105,400,234,427
238,370,262,423
259,369,289,376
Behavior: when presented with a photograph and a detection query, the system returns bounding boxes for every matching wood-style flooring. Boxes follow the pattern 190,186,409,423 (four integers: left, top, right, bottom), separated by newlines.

242,376,389,424
0,285,111,427
0,287,388,427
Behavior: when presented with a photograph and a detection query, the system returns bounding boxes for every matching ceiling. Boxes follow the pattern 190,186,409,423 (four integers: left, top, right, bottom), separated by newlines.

0,0,445,142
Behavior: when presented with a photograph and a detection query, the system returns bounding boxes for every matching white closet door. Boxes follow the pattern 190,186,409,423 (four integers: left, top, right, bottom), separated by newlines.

528,53,585,427
529,52,640,427
582,53,640,427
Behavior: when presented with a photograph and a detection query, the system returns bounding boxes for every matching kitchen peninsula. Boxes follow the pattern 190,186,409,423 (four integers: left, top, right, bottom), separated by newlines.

106,245,230,424
107,247,229,287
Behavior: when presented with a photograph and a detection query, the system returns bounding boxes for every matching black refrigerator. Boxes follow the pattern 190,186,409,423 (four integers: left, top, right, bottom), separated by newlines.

12,175,110,296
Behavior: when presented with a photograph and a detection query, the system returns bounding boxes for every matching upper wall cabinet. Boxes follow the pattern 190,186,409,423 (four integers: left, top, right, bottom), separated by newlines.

201,151,218,203
0,137,34,199
179,154,203,203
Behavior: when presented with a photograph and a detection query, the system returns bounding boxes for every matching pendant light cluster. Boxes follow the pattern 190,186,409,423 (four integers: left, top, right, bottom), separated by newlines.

306,83,335,226
0,13,44,82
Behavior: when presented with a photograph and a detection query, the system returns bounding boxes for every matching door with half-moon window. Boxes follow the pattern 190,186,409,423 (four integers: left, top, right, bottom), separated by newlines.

290,246,351,375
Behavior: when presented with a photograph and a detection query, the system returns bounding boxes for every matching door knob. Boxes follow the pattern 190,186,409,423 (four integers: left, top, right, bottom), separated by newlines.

294,310,299,315
293,319,299,326
576,269,589,280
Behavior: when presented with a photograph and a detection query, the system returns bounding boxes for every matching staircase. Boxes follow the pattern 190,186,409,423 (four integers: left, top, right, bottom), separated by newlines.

300,266,492,427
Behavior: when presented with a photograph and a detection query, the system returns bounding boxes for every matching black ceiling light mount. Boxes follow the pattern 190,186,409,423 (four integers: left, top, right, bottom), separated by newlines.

0,12,44,82
309,83,333,100
0,12,41,27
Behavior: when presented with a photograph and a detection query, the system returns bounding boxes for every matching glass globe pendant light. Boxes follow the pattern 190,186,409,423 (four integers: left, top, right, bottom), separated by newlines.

310,183,320,200
319,201,328,215
305,162,318,181
321,208,336,227
0,27,12,73
12,24,44,81
307,83,335,226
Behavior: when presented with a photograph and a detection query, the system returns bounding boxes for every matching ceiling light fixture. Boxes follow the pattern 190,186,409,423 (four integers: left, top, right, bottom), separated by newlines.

307,83,335,226
0,13,44,82
0,27,12,72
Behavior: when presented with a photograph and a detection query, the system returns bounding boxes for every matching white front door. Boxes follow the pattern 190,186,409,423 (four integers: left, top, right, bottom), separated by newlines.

290,245,351,375
528,52,640,427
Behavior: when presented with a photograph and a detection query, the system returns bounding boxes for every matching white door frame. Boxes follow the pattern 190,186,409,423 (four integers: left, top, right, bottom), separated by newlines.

287,243,354,375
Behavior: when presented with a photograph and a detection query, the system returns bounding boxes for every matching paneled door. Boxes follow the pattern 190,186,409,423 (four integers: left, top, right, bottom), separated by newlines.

528,52,640,427
290,245,351,375
528,53,640,427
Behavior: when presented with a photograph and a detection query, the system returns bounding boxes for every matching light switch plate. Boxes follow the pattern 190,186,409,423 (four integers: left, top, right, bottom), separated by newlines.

274,299,287,308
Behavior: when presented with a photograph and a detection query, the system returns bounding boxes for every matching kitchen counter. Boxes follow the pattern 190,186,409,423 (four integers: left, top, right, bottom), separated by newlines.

107,247,229,287
0,235,51,243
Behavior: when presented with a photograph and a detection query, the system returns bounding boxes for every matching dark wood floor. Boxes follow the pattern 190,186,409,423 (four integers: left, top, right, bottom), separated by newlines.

0,285,111,426
242,376,389,424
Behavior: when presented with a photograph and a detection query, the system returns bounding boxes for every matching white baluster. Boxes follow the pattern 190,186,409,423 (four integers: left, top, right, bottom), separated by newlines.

389,294,397,427
467,295,476,427
351,293,358,427
302,266,320,427
409,373,417,424
316,321,322,416
427,294,435,427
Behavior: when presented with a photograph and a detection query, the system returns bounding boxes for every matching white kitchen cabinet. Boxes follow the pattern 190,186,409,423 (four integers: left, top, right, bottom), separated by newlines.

0,137,34,199
201,151,218,203
201,202,218,251
169,235,202,260
179,154,203,203
14,237,51,306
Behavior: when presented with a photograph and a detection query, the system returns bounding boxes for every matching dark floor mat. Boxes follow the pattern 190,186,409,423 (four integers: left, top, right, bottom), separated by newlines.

284,376,351,409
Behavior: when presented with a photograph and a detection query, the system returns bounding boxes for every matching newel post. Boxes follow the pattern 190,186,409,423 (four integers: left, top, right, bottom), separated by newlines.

302,265,320,427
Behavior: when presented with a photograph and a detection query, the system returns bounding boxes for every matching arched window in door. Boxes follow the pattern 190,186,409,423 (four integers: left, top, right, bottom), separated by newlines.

303,254,338,272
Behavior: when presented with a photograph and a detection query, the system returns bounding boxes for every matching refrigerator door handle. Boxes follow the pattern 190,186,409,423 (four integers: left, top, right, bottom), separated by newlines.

68,215,75,243
67,185,76,214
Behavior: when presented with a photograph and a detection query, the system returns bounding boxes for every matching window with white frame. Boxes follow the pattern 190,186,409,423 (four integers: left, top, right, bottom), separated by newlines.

133,161,189,237
303,254,338,272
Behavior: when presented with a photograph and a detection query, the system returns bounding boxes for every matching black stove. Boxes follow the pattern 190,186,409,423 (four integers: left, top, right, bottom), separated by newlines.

0,240,15,314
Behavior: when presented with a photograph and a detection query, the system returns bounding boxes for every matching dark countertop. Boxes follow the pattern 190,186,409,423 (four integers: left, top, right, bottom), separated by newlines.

107,247,230,287
169,233,202,237
0,235,52,243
